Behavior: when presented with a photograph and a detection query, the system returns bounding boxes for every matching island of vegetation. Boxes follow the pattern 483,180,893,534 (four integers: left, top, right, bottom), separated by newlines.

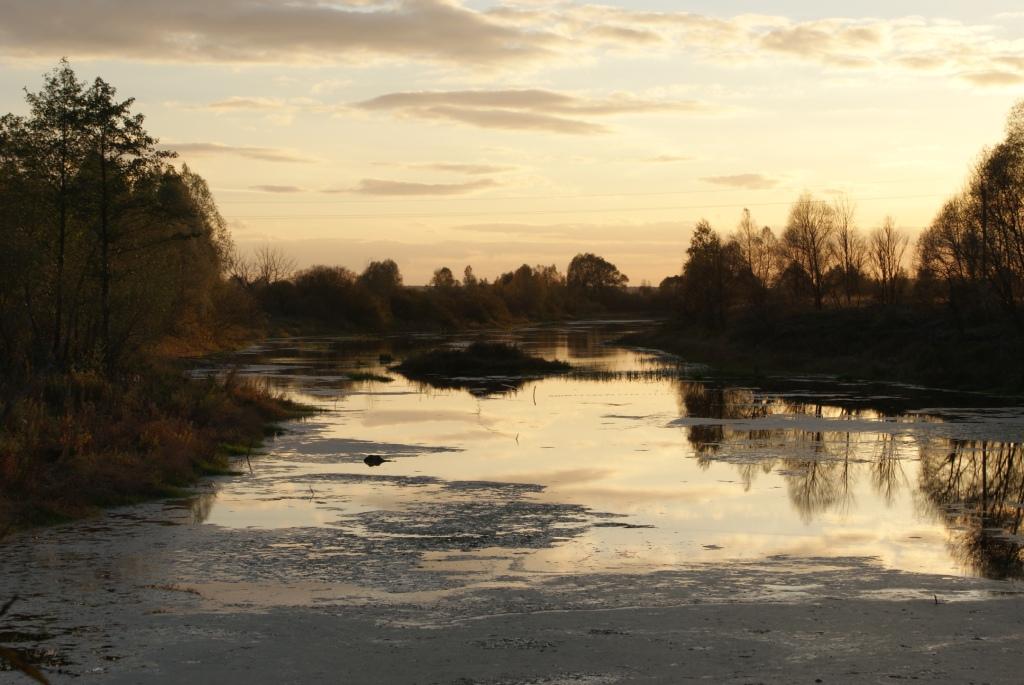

395,341,571,381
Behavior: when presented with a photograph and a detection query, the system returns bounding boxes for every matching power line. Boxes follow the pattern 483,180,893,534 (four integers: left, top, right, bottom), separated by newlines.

224,193,944,221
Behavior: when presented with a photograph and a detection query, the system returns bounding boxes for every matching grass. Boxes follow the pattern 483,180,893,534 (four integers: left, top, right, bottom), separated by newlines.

395,341,571,379
0,366,314,530
345,371,393,383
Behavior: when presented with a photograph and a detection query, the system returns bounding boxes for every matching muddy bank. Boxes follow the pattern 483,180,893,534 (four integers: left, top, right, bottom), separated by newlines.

2,517,1022,685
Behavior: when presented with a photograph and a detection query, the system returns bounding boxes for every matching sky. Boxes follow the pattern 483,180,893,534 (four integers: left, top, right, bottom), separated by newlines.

2,1,1024,284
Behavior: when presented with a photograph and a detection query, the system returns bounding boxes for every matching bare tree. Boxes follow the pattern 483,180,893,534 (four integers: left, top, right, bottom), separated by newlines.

252,245,295,285
782,193,836,309
831,195,867,305
226,245,256,287
732,208,778,289
870,217,909,304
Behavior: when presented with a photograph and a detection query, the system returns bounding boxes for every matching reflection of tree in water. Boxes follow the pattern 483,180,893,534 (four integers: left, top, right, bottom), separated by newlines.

189,491,218,525
919,438,1024,579
871,433,907,506
675,381,911,519
674,381,768,458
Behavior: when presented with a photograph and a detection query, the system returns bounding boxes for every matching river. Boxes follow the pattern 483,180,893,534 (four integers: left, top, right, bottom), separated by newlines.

3,320,1023,682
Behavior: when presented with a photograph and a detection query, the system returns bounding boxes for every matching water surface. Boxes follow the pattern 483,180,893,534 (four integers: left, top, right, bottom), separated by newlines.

190,321,1024,584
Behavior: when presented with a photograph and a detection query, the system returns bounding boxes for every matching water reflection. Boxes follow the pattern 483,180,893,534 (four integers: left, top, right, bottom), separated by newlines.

197,323,1024,582
920,439,1024,579
672,377,1023,577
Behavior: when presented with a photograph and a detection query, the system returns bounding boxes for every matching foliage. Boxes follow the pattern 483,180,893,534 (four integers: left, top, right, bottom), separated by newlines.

0,60,235,376
395,342,571,378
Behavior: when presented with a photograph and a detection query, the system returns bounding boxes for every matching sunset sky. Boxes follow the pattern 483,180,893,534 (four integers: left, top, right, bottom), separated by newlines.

2,1,1024,284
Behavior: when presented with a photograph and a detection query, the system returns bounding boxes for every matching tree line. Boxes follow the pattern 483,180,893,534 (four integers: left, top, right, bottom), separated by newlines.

229,249,644,331
4,61,1021,382
666,104,1024,335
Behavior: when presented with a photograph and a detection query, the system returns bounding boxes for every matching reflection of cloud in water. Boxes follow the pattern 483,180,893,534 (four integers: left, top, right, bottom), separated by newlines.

198,327,1024,583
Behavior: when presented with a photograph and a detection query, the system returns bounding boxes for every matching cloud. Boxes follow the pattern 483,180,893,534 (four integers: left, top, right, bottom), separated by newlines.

700,174,779,190
206,97,289,111
343,178,499,196
0,0,560,67
412,163,516,175
353,89,710,134
250,185,305,193
959,70,1024,86
645,154,691,163
162,142,316,163
3,2,1021,87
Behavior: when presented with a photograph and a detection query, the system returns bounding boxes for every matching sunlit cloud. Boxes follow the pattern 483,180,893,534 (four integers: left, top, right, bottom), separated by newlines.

161,142,317,163
3,2,1021,88
249,185,305,193
411,163,517,175
353,89,710,134
340,178,500,196
0,0,561,67
644,155,692,163
701,174,780,190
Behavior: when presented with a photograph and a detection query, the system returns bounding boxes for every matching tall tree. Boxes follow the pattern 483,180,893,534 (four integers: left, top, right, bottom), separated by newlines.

831,195,867,306
869,217,909,304
567,253,628,295
782,193,836,309
82,76,173,367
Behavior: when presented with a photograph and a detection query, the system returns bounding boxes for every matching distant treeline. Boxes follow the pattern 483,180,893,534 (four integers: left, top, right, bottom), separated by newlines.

232,250,653,331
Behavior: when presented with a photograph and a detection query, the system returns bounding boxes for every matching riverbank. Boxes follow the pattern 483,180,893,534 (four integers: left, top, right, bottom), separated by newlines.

0,365,312,531
624,306,1024,394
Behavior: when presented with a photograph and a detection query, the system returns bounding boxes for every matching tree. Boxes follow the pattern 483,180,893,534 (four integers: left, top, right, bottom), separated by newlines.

359,259,403,293
81,75,174,367
22,59,88,363
730,208,779,296
566,253,628,295
463,265,478,287
869,217,909,304
0,62,238,375
680,220,743,328
782,193,836,309
431,266,457,289
251,245,295,285
831,195,867,305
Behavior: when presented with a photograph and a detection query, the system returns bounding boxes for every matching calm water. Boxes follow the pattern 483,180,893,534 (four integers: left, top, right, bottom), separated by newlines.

191,321,1024,583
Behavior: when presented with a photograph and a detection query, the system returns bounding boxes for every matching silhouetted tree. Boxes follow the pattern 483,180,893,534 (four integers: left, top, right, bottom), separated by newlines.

566,252,628,302
782,193,836,309
869,217,909,304
831,195,867,305
359,259,403,294
430,266,457,289
680,220,743,328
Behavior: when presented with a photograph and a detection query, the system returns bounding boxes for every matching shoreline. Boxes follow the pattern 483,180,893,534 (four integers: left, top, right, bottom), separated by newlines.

620,312,1024,397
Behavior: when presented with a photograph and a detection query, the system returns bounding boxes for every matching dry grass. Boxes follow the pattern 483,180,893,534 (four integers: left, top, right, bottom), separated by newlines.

0,366,312,529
